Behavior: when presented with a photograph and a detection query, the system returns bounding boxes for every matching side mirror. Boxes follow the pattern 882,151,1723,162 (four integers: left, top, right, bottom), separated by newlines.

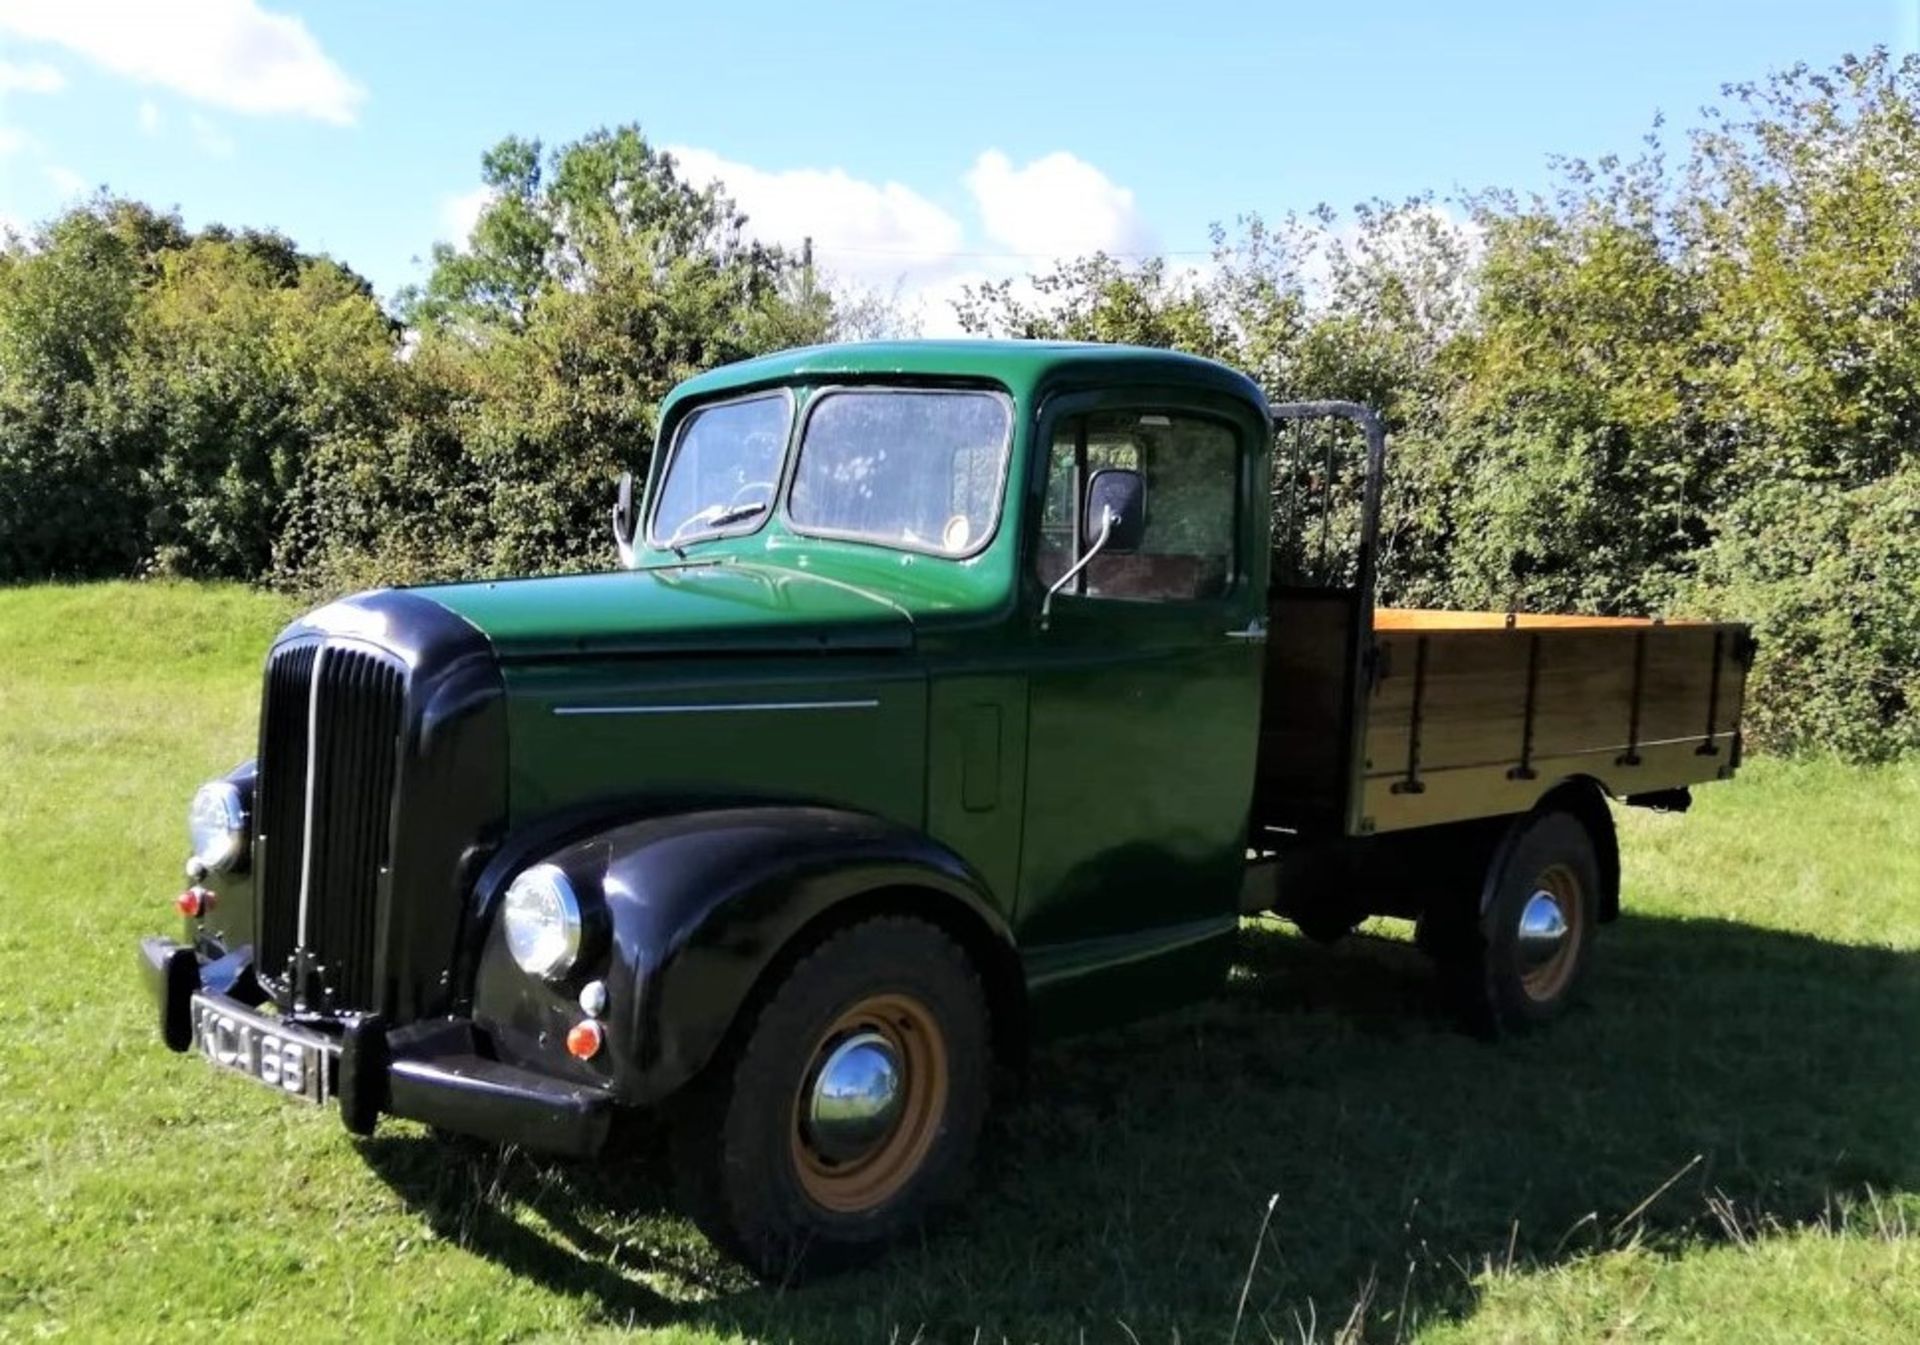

1042,467,1148,630
611,470,637,568
1084,468,1145,553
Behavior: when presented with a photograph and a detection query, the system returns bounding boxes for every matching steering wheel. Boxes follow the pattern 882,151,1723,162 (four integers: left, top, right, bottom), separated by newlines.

730,480,775,508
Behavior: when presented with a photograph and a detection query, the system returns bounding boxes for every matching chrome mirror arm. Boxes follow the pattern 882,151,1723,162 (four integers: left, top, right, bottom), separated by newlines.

612,504,637,569
1040,509,1114,631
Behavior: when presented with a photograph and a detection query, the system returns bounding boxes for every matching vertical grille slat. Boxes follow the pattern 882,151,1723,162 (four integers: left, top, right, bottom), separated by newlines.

255,640,404,1013
313,657,347,997
256,643,315,983
365,665,401,998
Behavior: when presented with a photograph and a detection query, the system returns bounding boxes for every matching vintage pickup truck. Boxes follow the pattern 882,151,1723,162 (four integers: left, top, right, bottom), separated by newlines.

141,341,1750,1275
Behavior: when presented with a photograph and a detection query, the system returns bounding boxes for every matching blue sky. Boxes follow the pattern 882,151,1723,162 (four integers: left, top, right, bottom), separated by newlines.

1,0,1916,330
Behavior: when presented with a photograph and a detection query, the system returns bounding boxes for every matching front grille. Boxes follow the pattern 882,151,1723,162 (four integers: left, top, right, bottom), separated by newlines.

255,641,405,1012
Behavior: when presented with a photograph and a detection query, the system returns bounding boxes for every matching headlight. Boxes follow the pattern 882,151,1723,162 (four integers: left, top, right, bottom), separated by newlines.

501,864,583,979
187,781,248,872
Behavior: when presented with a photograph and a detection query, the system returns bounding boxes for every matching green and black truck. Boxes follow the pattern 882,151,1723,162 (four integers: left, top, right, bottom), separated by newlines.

142,341,1750,1274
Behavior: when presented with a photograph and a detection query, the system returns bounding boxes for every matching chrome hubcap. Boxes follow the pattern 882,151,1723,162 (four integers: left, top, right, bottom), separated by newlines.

803,1031,903,1164
1516,890,1569,971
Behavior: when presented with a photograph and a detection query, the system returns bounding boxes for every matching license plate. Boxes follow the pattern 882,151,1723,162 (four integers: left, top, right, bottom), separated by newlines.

190,993,336,1105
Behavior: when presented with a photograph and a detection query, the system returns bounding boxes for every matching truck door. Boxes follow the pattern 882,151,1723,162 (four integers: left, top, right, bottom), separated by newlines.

1016,395,1267,965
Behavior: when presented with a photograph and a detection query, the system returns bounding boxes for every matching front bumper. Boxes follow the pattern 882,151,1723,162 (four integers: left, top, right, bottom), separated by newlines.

139,936,615,1159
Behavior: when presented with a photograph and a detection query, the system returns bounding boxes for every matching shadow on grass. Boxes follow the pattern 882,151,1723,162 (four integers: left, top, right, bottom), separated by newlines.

360,913,1920,1340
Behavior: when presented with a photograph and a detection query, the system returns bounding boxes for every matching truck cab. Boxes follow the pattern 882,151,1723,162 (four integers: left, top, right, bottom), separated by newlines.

142,341,1748,1278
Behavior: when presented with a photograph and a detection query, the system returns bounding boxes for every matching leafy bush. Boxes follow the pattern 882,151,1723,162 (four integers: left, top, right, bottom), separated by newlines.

274,126,831,592
1679,469,1920,760
0,203,396,582
4,73,1917,757
0,204,163,580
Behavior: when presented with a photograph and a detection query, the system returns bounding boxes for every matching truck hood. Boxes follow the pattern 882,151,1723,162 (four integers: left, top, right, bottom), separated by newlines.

411,560,914,661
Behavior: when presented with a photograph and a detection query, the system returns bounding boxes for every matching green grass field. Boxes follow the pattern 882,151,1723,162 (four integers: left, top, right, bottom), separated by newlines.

1,582,1915,1343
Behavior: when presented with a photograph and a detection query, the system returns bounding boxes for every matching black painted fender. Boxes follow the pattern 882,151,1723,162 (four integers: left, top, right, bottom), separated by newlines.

1479,777,1622,924
464,805,1020,1107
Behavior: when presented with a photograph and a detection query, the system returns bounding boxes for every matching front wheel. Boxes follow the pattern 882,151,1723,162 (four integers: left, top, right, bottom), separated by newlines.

669,915,991,1279
1421,808,1600,1034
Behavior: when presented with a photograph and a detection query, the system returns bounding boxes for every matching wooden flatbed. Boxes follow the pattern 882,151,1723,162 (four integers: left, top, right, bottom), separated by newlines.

1257,596,1751,838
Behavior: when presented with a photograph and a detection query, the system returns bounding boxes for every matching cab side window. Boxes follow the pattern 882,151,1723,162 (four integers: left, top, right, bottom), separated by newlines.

1037,411,1238,601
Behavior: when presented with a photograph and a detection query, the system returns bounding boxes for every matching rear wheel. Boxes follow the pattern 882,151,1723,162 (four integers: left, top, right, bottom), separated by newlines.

1422,808,1600,1034
670,915,990,1279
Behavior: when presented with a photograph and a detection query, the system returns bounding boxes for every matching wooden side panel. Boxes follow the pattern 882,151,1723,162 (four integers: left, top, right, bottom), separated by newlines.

1354,616,1751,834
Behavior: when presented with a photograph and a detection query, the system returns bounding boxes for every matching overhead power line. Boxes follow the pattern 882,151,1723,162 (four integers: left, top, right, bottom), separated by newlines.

798,243,1217,261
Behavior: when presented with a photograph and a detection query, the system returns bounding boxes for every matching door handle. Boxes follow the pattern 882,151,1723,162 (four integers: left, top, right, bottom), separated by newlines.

1225,618,1267,644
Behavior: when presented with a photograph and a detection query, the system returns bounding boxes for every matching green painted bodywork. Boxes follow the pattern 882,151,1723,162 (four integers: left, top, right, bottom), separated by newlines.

422,341,1274,1032
421,562,912,660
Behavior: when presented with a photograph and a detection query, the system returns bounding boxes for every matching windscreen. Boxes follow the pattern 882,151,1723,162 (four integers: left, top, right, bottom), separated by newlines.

787,389,1011,556
649,392,793,547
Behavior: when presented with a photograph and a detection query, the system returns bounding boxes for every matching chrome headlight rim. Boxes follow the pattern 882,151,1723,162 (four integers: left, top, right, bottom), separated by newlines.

501,863,584,981
187,780,249,873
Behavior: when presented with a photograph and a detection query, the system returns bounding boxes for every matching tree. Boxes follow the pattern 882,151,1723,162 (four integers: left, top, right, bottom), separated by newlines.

132,236,400,577
290,125,833,586
955,253,1234,357
0,201,163,578
0,198,397,582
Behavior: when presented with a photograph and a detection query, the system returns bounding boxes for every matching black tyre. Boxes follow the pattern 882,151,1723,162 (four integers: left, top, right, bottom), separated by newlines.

1422,808,1600,1034
669,915,991,1280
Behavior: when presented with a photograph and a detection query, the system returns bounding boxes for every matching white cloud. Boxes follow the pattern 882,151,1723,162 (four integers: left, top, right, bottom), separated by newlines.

668,145,975,334
964,149,1154,261
438,184,493,247
0,58,63,94
0,124,29,157
0,0,364,124
659,145,1154,336
667,145,966,289
45,163,85,197
137,99,160,134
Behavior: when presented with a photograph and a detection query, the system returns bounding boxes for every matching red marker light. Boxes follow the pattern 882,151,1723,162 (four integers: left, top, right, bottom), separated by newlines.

175,888,213,918
565,1020,604,1060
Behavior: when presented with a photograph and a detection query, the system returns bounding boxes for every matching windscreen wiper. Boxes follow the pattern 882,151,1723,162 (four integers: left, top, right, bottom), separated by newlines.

668,501,767,557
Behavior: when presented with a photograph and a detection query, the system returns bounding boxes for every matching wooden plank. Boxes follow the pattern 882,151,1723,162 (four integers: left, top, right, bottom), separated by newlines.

1360,734,1740,832
1364,630,1413,782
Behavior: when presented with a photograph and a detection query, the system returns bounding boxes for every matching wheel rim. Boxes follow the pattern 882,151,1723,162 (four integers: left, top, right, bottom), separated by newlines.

1516,862,1586,1003
791,992,948,1214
